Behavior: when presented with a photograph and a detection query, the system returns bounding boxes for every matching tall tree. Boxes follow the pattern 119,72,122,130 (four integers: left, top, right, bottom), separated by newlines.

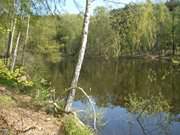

7,18,17,66
64,0,92,112
11,32,21,71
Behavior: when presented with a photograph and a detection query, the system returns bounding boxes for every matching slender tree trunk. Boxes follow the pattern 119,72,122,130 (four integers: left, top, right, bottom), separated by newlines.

21,15,30,66
11,32,21,72
7,18,17,67
172,10,175,55
9,18,17,56
64,0,92,112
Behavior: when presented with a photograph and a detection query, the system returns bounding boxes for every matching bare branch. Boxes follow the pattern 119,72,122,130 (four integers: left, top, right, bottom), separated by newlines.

66,86,97,130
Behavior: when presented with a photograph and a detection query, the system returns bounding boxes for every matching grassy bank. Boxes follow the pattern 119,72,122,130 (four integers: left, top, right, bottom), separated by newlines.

0,60,94,135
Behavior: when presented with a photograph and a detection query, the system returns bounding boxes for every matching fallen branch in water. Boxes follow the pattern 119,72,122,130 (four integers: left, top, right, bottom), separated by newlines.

65,86,97,130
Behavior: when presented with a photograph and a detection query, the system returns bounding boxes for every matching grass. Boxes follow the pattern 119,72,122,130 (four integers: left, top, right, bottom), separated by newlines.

63,115,94,135
0,95,16,107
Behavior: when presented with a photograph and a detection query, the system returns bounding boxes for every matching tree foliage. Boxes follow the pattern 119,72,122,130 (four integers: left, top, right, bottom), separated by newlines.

0,0,180,74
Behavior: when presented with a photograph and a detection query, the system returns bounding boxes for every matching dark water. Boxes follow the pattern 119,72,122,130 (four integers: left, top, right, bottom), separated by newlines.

49,58,180,135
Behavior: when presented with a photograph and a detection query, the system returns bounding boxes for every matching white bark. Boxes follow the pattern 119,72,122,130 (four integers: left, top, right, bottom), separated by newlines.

11,32,21,72
64,0,92,112
7,18,17,67
9,18,17,55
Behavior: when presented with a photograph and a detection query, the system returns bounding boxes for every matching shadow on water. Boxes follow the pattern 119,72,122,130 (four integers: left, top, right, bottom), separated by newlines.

49,58,180,135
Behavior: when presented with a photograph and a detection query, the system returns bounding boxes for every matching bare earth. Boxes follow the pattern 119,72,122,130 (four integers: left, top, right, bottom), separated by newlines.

0,108,64,135
0,86,64,135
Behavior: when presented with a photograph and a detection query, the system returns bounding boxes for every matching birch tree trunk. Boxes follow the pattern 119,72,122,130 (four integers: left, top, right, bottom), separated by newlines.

21,15,30,65
64,0,92,112
9,18,17,56
7,18,17,66
11,32,21,72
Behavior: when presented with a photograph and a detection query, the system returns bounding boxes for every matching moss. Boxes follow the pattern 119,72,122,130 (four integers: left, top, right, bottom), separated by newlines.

63,115,94,135
0,95,16,107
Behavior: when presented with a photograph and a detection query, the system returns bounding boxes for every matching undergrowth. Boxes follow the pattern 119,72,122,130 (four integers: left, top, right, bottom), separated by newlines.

63,115,94,135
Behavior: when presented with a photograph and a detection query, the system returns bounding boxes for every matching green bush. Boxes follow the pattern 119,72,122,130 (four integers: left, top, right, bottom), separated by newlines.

0,60,33,88
63,115,94,135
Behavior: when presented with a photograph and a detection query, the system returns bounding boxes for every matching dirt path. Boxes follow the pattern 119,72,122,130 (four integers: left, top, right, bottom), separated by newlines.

0,86,64,135
0,107,64,135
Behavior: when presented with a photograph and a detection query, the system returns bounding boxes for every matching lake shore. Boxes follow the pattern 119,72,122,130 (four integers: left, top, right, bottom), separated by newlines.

0,86,63,135
0,86,93,135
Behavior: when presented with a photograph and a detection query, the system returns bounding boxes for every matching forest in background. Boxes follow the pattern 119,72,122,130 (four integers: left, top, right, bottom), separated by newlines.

0,1,180,72
0,1,180,134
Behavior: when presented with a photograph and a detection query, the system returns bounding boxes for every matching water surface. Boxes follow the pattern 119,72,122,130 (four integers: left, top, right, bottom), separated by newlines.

50,58,180,135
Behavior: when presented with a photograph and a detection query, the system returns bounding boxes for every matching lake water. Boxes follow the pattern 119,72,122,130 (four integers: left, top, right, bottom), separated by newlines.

49,58,180,135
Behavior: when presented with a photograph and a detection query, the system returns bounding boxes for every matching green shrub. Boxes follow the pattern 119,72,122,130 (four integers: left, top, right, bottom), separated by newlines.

0,60,33,88
31,78,51,105
32,78,66,115
34,86,50,105
63,115,94,135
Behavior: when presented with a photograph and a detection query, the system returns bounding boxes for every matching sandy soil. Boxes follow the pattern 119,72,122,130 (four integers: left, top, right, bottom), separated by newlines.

0,86,64,135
